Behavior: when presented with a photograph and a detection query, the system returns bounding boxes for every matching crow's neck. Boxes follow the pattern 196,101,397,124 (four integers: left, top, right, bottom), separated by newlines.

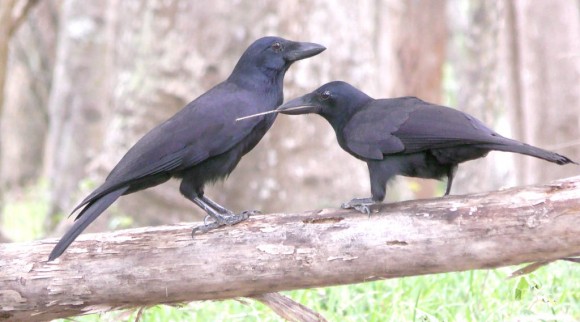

228,66,286,95
325,100,373,132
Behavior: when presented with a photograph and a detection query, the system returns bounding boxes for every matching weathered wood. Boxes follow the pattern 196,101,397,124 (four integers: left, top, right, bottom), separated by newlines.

251,293,327,322
1,176,580,321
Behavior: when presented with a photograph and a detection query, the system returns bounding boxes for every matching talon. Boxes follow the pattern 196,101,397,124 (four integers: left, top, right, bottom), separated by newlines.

191,221,221,237
342,198,375,215
191,226,200,238
354,205,371,215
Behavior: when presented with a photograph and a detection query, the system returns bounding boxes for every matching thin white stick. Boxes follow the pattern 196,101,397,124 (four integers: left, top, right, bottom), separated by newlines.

235,110,280,121
236,106,316,122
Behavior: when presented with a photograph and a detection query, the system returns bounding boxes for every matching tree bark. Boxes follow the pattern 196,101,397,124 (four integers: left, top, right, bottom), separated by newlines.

447,0,513,194
383,0,447,200
1,176,579,321
43,0,114,231
506,0,580,185
1,0,54,190
0,0,40,107
0,0,40,216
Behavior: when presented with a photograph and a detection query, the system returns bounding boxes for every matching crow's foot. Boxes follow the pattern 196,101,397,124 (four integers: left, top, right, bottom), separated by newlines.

191,209,258,237
341,197,376,215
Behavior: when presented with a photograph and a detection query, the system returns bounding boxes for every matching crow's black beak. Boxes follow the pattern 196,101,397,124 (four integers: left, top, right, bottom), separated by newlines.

284,41,326,62
276,94,320,115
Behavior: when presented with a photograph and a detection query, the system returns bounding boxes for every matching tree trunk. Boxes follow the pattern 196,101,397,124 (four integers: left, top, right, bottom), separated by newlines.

1,176,579,321
43,0,114,232
447,0,514,194
381,0,447,200
0,0,39,217
99,1,287,225
1,0,54,191
506,0,580,185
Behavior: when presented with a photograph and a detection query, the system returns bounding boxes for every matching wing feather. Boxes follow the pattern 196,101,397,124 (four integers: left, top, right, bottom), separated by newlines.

343,97,507,160
73,82,271,212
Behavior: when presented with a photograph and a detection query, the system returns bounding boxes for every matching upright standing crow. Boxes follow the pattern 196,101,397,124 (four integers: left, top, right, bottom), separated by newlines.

269,81,576,213
48,37,325,261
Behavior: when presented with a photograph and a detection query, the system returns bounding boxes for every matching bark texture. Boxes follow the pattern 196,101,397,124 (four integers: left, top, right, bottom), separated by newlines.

43,0,113,231
1,0,54,190
1,176,579,321
0,0,40,213
506,0,580,184
448,0,511,194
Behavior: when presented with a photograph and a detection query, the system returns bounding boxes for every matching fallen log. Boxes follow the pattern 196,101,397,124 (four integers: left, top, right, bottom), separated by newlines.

1,176,579,321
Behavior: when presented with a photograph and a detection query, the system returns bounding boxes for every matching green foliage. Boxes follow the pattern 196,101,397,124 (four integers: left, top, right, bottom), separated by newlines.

1,182,48,241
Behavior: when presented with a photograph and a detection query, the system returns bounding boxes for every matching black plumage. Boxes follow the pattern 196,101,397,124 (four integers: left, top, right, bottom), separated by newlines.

274,81,576,213
49,37,325,261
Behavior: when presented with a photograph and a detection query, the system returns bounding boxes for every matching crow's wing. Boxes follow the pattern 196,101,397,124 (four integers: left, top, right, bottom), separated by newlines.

342,99,410,159
343,97,504,160
74,82,274,211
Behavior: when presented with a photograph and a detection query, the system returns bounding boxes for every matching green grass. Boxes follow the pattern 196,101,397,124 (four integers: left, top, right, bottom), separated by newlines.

3,185,579,321
1,182,49,242
50,262,578,322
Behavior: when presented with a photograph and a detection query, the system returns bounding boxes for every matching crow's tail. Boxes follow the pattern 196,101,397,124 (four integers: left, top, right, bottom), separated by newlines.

48,186,129,261
479,139,577,165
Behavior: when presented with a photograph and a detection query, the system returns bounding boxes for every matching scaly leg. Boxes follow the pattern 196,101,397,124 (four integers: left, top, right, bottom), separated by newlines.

444,165,457,196
341,197,376,215
190,197,254,236
341,160,395,215
180,182,254,236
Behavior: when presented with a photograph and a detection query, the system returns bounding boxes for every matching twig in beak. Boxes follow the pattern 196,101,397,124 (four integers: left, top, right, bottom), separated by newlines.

236,105,316,122
236,110,280,122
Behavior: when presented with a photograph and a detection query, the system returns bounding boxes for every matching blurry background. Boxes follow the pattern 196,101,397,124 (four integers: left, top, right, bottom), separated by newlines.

0,0,578,242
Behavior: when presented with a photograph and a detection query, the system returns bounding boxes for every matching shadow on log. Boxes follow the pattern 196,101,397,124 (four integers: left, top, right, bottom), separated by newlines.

1,176,580,321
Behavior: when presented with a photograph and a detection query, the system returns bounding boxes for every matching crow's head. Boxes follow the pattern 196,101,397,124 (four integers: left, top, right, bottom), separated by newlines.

276,81,372,122
230,36,325,81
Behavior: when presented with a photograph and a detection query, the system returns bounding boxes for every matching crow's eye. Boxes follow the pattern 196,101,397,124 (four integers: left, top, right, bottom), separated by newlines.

320,90,331,101
271,42,283,52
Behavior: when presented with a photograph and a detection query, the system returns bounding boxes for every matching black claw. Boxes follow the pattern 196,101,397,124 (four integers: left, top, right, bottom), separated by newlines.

356,205,371,216
191,221,221,237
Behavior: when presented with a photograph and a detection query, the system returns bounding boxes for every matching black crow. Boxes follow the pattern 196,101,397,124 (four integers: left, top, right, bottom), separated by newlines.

48,37,325,261
259,81,576,213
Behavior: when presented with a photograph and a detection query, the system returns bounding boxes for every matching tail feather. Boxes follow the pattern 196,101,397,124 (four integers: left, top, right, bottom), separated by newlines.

479,140,577,165
48,186,129,261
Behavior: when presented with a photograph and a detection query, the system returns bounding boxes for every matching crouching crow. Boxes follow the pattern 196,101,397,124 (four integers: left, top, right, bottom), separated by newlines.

240,81,576,214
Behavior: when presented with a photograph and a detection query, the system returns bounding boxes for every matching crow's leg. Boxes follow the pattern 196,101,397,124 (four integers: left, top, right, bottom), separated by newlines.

201,195,259,220
199,195,233,215
180,182,251,236
444,165,457,196
342,160,396,215
190,197,251,235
